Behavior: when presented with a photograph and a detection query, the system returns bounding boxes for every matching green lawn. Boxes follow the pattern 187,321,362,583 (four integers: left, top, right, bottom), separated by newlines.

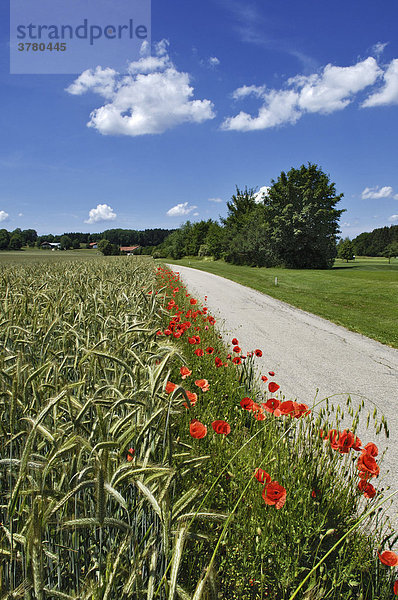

162,256,398,349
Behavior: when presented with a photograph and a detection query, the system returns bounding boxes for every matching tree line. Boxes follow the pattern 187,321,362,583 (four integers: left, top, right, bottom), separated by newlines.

0,227,174,252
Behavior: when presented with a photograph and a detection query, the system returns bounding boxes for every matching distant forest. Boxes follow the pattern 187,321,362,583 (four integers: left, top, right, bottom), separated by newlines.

0,227,175,252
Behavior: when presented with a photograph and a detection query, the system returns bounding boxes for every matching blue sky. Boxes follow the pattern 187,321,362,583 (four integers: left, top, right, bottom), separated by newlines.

1,0,398,237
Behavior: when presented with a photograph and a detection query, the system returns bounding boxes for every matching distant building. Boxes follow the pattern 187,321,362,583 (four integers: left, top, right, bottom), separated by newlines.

41,242,61,250
120,245,140,255
89,242,98,249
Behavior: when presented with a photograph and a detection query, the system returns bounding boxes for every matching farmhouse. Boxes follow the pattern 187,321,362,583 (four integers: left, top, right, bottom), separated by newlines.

88,242,98,249
120,245,140,255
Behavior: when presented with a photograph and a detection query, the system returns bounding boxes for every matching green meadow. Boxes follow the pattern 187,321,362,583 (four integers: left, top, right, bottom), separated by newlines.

163,257,398,349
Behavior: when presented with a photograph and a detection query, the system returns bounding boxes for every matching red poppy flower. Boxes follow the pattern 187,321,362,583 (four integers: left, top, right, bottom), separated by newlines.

207,316,216,325
194,349,204,357
268,381,280,393
292,403,310,418
357,453,380,478
212,420,231,435
186,391,198,406
190,298,197,305
232,338,239,345
254,468,271,484
165,381,177,394
215,356,223,367
378,551,398,566
262,398,281,414
240,397,254,410
164,329,172,336
358,480,376,499
268,371,275,376
180,366,192,379
254,349,262,357
279,401,296,416
337,430,356,454
190,419,207,439
195,379,210,392
262,481,286,509
205,346,214,354
253,410,266,420
352,436,362,451
156,330,163,336
127,448,135,462
394,581,398,595
188,337,196,345
233,345,241,353
261,375,268,382
363,442,378,457
233,357,242,365
311,490,317,499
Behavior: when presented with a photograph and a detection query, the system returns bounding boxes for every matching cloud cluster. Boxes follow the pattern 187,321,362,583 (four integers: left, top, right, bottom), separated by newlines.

85,204,117,224
361,186,394,200
67,41,215,136
0,211,9,222
222,57,385,131
166,202,198,217
361,186,398,200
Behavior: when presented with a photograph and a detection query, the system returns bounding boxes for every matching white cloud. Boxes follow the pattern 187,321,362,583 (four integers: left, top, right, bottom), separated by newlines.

361,186,393,199
232,85,267,100
67,40,215,136
85,204,117,224
193,212,200,216
209,57,220,67
297,57,381,114
222,56,382,131
0,210,9,222
208,197,223,203
223,89,300,131
66,66,117,99
18,212,23,217
253,186,270,203
166,202,197,217
362,59,398,107
372,42,389,58
389,214,398,222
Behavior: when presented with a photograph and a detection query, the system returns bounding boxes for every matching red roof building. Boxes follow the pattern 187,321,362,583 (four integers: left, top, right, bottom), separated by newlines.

120,246,140,253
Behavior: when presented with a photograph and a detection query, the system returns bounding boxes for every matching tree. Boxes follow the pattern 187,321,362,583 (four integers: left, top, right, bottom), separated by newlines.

382,242,398,263
205,222,225,260
264,163,345,269
98,239,119,256
0,229,10,250
72,238,81,249
60,235,72,250
9,233,23,250
338,238,355,262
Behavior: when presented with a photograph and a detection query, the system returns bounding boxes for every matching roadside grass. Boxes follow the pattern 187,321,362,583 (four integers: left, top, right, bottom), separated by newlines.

160,257,398,348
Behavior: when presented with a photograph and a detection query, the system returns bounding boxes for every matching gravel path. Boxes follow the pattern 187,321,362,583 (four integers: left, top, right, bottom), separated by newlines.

168,264,398,528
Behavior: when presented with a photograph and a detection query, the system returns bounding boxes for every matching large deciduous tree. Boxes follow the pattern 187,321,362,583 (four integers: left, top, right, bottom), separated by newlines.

264,164,344,269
